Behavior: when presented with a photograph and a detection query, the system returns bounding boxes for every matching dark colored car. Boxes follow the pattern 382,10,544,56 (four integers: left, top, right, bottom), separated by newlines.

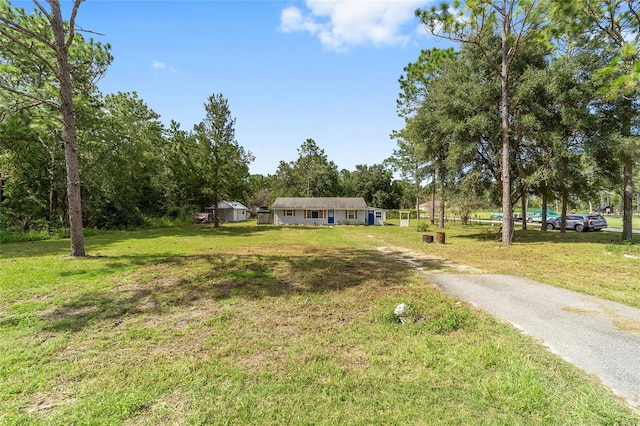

548,214,608,232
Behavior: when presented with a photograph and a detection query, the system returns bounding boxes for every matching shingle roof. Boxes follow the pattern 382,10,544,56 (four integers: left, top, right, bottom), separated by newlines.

272,197,368,210
207,201,249,210
224,201,249,210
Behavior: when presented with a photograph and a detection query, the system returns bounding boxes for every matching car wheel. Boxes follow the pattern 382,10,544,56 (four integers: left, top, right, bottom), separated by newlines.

546,223,555,230
575,224,585,232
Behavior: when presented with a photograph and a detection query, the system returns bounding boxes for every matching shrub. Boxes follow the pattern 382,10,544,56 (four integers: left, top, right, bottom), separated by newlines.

416,221,429,232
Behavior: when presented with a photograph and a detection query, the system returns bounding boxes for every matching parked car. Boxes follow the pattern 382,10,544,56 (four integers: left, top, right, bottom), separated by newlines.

528,211,561,223
549,213,608,232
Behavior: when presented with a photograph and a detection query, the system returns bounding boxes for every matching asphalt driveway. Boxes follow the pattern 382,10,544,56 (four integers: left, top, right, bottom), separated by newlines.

426,273,640,411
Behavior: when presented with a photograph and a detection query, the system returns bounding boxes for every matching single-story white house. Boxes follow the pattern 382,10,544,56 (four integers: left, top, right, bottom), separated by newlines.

271,197,386,226
205,200,250,222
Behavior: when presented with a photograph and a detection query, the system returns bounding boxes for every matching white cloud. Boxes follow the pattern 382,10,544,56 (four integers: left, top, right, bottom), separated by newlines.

279,0,433,52
152,60,177,74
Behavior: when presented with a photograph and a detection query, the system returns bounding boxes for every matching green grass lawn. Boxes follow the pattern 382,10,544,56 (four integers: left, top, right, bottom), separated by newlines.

473,210,638,230
380,220,640,308
1,223,639,424
599,214,636,229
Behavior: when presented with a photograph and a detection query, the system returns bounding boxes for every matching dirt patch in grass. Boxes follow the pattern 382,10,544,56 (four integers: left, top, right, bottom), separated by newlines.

376,245,483,273
22,396,76,415
34,244,414,377
43,305,100,322
5,227,640,424
125,391,191,426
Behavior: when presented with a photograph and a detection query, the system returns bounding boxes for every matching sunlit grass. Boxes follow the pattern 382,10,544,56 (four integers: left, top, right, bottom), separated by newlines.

376,220,640,308
0,222,638,424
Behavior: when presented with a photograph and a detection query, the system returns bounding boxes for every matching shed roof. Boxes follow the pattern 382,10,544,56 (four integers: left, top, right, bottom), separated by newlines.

272,197,368,210
207,200,249,210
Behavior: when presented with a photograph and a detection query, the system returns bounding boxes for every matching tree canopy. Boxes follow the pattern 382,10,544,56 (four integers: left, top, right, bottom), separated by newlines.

1,0,638,240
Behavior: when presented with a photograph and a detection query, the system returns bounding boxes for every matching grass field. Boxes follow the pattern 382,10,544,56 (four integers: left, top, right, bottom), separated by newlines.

1,222,639,424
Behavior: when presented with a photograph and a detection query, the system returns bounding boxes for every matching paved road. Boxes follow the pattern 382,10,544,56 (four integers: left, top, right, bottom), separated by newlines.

426,273,640,411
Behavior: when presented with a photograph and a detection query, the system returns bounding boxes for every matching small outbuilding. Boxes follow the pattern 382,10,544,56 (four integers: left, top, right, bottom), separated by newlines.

256,208,274,225
205,200,250,223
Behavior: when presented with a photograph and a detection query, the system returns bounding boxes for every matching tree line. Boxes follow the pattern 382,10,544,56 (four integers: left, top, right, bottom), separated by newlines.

390,0,640,243
0,1,410,255
249,138,407,210
2,0,638,257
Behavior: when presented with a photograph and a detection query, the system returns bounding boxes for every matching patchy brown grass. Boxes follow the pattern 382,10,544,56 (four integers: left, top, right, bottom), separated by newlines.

1,224,639,424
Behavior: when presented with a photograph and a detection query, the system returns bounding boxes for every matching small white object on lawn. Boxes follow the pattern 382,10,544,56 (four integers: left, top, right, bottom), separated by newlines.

394,303,409,317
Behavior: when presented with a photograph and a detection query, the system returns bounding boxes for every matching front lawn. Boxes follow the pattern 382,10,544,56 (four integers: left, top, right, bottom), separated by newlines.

1,223,638,424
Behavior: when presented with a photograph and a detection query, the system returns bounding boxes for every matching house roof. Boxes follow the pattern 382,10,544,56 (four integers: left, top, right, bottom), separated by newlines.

272,197,368,210
207,200,249,210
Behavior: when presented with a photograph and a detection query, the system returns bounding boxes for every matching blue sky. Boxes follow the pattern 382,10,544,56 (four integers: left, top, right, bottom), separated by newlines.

41,1,443,175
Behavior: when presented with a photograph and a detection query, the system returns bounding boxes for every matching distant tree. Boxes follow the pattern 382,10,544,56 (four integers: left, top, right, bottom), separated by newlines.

403,40,504,228
81,92,166,228
339,169,357,197
392,48,456,217
344,164,400,209
573,0,640,241
162,121,209,217
416,0,554,244
0,0,111,255
273,160,299,197
387,135,429,218
0,148,9,205
274,139,340,198
246,174,275,208
511,50,596,232
194,93,253,227
295,138,340,197
0,113,56,230
396,47,457,118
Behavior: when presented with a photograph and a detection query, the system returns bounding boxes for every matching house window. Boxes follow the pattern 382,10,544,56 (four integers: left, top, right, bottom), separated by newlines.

285,209,294,217
347,210,356,220
306,210,324,219
376,211,382,219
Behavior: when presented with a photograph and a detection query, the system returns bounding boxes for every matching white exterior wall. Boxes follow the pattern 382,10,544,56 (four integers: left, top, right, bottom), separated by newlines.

274,209,309,225
273,209,370,225
221,208,249,222
336,209,368,225
235,209,249,221
371,209,386,225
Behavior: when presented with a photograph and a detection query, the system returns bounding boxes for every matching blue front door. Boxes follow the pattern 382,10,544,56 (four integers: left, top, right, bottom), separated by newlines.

368,210,375,225
328,209,334,224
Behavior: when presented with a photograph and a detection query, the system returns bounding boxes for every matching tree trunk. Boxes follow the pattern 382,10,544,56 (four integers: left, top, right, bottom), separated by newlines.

622,160,633,241
48,156,58,222
560,191,568,234
51,1,85,256
438,183,445,229
500,9,513,245
621,98,633,241
430,179,436,225
213,145,220,228
521,187,527,230
0,176,5,204
541,195,548,232
213,186,219,228
49,187,58,223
